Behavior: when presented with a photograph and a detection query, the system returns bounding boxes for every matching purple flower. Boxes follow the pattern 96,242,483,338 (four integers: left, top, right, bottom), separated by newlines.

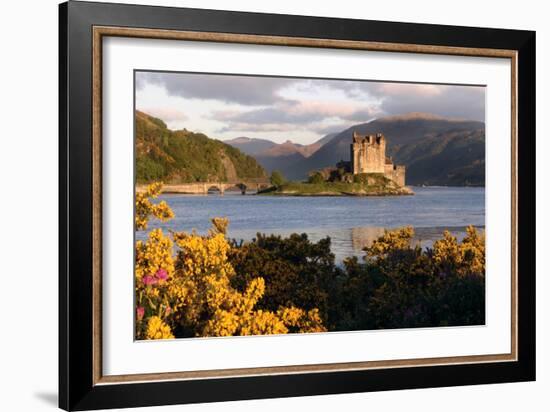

156,268,168,281
142,275,157,286
136,307,145,321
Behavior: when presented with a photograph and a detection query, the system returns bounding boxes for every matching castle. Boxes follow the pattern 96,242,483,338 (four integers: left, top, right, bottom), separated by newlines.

311,131,406,187
347,131,405,186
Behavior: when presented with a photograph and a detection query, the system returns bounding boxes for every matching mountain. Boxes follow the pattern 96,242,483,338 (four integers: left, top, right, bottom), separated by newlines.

225,133,338,174
136,111,266,183
315,132,339,147
283,113,485,185
255,152,307,175
223,137,276,156
259,140,307,157
393,129,485,186
225,133,337,159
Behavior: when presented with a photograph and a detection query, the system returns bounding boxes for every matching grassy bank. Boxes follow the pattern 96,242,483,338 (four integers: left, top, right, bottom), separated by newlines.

259,178,413,196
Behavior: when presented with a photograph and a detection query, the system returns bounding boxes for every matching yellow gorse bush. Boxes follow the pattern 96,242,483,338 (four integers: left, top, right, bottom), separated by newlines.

433,225,485,277
135,183,326,340
365,225,485,278
365,226,415,259
135,182,174,231
146,316,175,340
135,228,175,282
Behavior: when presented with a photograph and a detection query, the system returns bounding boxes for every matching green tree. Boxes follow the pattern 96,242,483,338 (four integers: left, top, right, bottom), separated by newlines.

308,172,325,184
229,233,337,326
270,170,286,188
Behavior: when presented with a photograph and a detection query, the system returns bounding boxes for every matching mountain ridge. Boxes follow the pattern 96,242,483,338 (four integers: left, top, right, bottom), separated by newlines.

224,132,339,174
138,110,486,187
223,136,276,156
281,113,485,185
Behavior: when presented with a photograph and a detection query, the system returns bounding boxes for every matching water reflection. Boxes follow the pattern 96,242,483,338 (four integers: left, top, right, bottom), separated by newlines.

350,226,386,252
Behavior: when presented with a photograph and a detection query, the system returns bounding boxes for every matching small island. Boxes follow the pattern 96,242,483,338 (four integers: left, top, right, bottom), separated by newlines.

259,132,413,196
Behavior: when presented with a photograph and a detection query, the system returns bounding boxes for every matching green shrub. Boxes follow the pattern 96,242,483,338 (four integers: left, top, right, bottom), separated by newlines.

270,170,286,188
308,172,325,184
229,226,485,331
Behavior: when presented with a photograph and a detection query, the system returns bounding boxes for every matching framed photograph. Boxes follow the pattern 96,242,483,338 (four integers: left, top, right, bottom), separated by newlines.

59,1,535,410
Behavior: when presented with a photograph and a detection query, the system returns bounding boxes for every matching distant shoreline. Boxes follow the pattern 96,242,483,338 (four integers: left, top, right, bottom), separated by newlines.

258,189,414,197
410,184,485,188
257,179,414,197
136,183,484,195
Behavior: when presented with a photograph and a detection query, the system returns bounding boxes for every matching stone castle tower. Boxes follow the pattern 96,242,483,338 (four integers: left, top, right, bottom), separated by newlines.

350,131,406,186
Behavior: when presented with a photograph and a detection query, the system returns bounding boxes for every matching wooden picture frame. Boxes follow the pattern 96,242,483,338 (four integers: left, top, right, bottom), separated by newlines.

59,1,535,410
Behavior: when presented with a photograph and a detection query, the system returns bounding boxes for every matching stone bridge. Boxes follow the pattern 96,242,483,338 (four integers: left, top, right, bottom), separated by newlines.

159,180,271,195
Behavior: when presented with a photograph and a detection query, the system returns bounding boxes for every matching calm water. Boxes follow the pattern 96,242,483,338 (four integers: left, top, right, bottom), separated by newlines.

137,187,485,262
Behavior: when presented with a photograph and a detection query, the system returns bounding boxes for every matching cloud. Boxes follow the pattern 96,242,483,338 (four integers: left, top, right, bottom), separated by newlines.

319,81,485,121
285,79,485,121
136,72,297,106
138,107,188,122
136,71,486,142
217,123,299,133
210,100,379,133
369,83,447,97
343,107,382,122
292,101,377,120
377,85,485,121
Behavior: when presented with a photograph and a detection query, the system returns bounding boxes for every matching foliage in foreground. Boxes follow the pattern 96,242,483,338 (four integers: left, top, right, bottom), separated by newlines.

135,183,325,340
229,225,485,331
135,183,485,339
334,226,485,330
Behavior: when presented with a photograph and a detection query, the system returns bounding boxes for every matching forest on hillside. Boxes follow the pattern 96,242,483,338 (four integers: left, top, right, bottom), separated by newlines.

136,111,266,184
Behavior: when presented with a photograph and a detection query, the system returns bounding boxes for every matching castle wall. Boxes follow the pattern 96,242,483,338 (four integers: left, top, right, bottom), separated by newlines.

351,136,386,174
363,139,386,173
384,164,406,187
350,132,406,187
350,143,361,175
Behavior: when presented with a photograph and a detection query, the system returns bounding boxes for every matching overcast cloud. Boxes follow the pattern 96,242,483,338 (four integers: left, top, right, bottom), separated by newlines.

136,71,485,144
137,72,297,106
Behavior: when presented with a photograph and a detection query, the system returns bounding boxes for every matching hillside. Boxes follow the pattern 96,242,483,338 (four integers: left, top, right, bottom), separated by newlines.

255,152,306,175
259,140,303,157
225,132,338,174
393,129,485,186
136,111,266,183
283,113,485,185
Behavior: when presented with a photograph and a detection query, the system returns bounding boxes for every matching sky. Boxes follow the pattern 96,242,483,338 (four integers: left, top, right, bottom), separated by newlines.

135,71,485,145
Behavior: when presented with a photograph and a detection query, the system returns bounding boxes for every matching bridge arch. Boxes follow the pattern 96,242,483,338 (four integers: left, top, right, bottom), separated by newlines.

224,183,247,195
206,184,224,195
158,179,270,195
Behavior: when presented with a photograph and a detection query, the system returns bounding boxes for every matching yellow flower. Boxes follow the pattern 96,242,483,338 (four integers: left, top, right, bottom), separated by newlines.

135,182,326,339
135,228,175,281
365,226,414,258
433,225,485,277
135,183,175,230
146,316,174,340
